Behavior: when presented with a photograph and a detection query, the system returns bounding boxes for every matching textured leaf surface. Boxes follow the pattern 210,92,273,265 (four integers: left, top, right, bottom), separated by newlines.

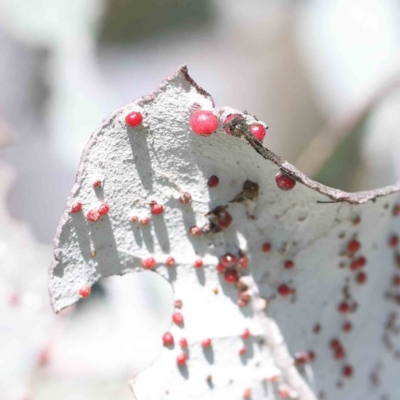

50,66,400,400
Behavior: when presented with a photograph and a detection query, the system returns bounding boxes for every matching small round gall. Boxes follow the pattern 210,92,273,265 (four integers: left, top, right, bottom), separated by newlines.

308,351,316,362
239,347,247,356
277,284,292,297
98,202,109,215
217,210,233,229
179,192,192,204
201,338,212,348
347,239,361,253
243,388,252,399
392,275,400,286
176,353,187,366
294,352,308,365
342,365,353,378
139,216,150,225
262,242,271,252
220,253,237,268
275,173,296,191
194,258,203,268
249,123,267,141
79,285,91,298
87,209,100,222
207,175,219,188
241,328,251,339
150,202,164,215
350,256,366,270
142,257,156,269
179,337,188,348
172,312,184,325
337,301,350,313
334,347,345,360
224,270,239,283
223,113,242,134
217,263,226,273
125,111,143,127
284,260,294,270
71,201,82,213
190,110,219,136
166,257,175,267
38,347,50,366
189,226,202,236
343,321,352,332
238,256,249,269
93,179,102,188
129,213,138,222
174,299,183,309
356,271,367,284
162,332,174,346
390,235,399,247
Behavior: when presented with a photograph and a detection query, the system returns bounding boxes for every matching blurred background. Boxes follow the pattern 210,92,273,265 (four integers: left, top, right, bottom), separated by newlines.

1,0,400,398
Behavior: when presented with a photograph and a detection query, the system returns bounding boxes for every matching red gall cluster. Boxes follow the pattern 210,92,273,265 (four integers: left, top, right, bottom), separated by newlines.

350,256,366,270
294,351,315,366
223,114,267,141
86,202,109,222
217,252,249,288
330,339,345,360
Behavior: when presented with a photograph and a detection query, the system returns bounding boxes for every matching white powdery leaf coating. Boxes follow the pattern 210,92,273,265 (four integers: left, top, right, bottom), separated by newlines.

0,162,55,400
50,66,400,400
